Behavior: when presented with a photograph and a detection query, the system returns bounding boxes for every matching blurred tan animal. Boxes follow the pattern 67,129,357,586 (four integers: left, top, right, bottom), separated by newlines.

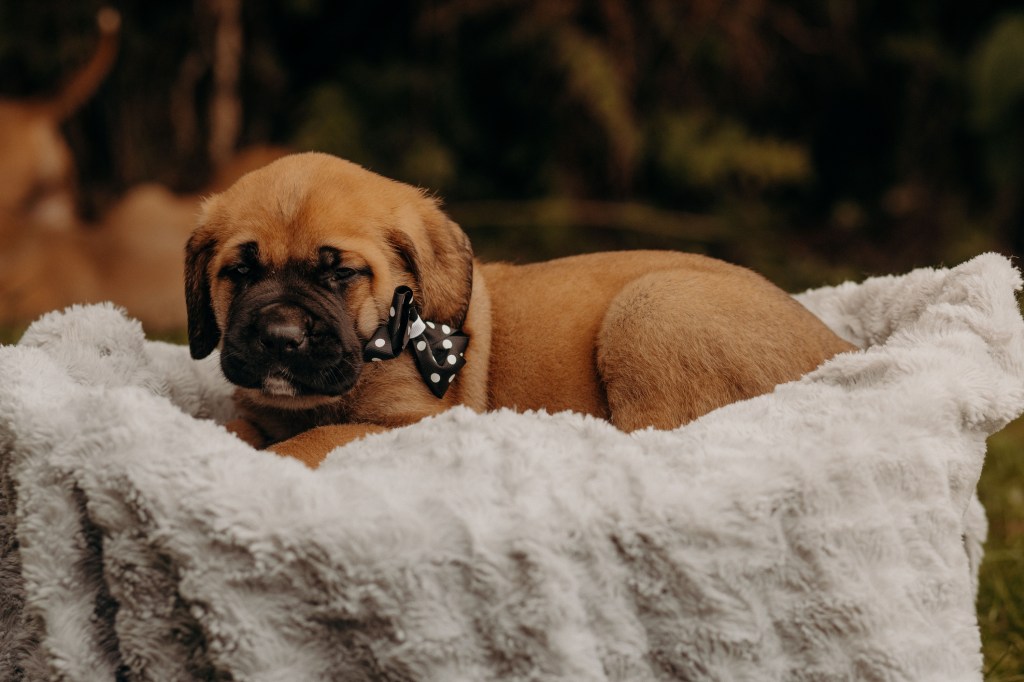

0,145,290,333
0,220,103,325
0,6,288,334
0,8,120,246
186,152,855,467
93,145,292,331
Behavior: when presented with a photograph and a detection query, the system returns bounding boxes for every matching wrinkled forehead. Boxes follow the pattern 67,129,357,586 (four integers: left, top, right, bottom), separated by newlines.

200,157,428,267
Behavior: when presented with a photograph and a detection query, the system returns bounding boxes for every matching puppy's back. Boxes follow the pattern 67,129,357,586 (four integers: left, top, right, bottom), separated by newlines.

481,251,853,426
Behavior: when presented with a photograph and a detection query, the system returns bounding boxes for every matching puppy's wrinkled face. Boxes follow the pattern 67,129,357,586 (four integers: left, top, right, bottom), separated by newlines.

185,152,473,409
217,241,367,400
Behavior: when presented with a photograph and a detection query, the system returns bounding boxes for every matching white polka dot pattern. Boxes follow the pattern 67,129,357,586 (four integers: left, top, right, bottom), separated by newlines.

362,285,469,398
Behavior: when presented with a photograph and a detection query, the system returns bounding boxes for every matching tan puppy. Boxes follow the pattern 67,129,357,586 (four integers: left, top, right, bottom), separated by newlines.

0,8,120,245
186,152,854,468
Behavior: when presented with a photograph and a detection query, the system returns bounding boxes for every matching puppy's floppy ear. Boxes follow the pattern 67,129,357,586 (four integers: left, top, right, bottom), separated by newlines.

184,232,221,359
388,200,474,329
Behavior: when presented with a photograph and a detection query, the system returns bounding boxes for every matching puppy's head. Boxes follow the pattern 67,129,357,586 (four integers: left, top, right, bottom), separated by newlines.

185,152,473,407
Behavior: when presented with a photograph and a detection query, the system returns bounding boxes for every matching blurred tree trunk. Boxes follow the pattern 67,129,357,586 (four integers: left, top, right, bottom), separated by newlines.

170,51,204,163
208,0,242,167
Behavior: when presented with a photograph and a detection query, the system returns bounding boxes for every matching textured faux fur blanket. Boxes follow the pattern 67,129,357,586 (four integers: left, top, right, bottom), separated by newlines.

2,253,1022,681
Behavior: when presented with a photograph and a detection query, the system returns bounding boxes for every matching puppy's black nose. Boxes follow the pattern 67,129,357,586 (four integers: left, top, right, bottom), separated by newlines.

257,303,309,356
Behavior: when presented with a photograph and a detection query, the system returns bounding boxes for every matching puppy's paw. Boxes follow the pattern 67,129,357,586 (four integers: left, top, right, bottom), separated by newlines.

225,418,268,448
268,423,389,469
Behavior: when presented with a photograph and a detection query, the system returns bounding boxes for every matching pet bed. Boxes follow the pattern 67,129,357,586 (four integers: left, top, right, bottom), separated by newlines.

1,253,1022,681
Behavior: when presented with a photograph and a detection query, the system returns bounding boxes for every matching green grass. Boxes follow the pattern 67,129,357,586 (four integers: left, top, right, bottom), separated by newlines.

145,328,189,345
0,324,27,346
980,417,1024,680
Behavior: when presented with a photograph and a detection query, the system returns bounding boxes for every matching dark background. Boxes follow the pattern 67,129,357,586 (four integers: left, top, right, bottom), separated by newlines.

2,0,1023,290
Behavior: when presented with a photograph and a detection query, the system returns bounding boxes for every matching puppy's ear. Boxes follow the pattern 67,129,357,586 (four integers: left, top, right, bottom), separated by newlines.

388,200,474,329
184,232,221,359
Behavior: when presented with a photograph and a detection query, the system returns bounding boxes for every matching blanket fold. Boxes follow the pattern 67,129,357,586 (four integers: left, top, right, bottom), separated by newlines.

2,253,1022,681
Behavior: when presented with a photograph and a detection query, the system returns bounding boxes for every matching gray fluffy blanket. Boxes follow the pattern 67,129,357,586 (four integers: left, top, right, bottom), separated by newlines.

2,253,1023,681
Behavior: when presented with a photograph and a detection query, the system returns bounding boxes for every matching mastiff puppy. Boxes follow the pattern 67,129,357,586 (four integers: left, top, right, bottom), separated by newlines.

186,152,854,467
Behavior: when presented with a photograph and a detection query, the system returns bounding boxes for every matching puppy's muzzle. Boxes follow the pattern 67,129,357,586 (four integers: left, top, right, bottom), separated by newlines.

257,303,312,357
221,294,362,398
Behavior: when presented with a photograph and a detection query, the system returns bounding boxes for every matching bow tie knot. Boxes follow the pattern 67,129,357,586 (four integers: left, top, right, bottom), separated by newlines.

363,286,469,398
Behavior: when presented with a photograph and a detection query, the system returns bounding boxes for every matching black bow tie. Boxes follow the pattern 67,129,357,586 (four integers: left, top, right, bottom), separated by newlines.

363,286,469,398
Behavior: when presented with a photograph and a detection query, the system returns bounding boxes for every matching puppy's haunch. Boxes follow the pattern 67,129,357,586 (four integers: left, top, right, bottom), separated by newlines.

187,152,854,467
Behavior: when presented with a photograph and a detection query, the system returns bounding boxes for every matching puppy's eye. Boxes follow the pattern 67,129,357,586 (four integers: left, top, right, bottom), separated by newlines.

327,268,356,283
221,263,257,281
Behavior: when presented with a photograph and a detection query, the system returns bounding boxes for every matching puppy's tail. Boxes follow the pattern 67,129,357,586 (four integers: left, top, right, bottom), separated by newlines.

48,7,121,121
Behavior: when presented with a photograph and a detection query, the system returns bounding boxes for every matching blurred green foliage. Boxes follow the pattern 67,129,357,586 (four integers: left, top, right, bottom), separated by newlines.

981,417,1024,680
970,15,1024,207
654,112,811,190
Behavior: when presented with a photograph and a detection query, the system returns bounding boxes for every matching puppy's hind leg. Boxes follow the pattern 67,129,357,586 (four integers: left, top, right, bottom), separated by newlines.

596,271,825,432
